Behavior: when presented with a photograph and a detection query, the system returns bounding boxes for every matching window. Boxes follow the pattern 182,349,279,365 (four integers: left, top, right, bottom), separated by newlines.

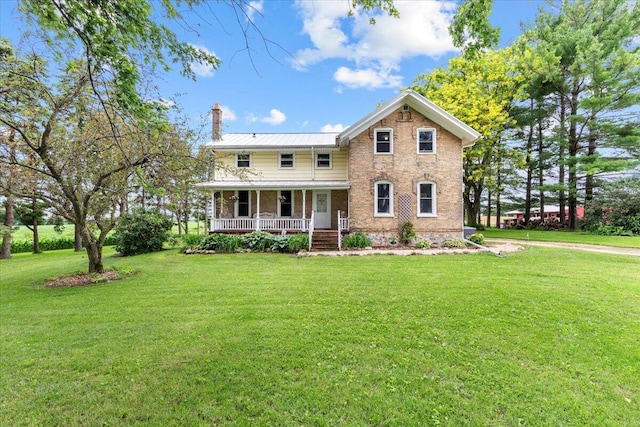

279,152,294,168
417,182,436,216
374,182,393,216
279,190,293,217
316,152,332,168
374,129,393,154
237,191,250,217
417,129,436,154
236,153,251,168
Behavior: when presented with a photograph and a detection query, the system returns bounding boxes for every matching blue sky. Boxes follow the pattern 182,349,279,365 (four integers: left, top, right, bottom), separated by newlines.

0,0,545,141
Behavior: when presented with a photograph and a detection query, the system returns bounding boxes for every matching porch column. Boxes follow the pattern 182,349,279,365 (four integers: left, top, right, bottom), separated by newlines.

302,189,307,231
211,192,217,231
256,190,261,231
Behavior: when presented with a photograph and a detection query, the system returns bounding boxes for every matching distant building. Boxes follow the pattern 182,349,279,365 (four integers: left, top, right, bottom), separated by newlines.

504,206,585,227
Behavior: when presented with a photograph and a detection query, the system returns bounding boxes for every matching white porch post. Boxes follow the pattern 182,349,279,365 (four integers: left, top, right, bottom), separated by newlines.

211,192,216,231
302,189,307,231
256,190,261,231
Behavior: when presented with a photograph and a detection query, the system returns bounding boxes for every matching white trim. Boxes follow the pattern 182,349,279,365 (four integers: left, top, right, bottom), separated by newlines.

316,152,332,169
236,152,251,168
374,128,393,155
338,90,481,147
417,181,437,217
417,128,436,154
278,152,295,169
374,181,394,217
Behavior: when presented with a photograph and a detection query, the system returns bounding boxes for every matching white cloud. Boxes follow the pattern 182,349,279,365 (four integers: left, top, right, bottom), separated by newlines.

320,123,346,132
334,66,402,90
189,44,217,77
257,109,287,125
246,0,264,22
219,105,237,121
293,0,458,89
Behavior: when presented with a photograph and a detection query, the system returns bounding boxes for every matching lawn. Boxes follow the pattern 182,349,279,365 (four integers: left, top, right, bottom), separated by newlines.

1,248,639,426
482,228,640,248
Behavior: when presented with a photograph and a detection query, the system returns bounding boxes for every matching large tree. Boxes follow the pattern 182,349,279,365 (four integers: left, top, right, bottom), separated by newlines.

411,47,526,225
520,0,640,229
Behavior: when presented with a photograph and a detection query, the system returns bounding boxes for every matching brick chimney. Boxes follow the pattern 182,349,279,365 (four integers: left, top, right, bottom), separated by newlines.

212,103,222,141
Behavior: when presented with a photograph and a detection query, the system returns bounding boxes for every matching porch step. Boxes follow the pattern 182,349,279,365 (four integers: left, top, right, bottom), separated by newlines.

311,230,340,251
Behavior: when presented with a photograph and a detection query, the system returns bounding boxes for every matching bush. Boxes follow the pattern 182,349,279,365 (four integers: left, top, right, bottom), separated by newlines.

181,233,206,251
415,240,431,249
113,209,173,256
400,221,416,244
198,234,242,252
270,235,291,252
241,231,276,251
443,238,466,248
343,232,371,249
581,178,640,236
467,233,485,245
288,234,309,253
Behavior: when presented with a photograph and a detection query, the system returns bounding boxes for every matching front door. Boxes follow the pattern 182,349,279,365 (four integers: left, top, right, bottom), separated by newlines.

313,190,331,228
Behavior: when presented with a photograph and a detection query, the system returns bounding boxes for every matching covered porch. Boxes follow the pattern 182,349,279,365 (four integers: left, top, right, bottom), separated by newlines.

196,181,350,234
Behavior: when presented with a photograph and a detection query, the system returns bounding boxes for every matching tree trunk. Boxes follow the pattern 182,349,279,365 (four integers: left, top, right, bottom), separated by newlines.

74,223,83,252
558,95,566,224
1,193,14,259
32,197,41,254
82,227,104,273
568,91,579,230
524,101,534,224
585,113,597,202
495,170,502,229
486,189,492,228
537,110,545,222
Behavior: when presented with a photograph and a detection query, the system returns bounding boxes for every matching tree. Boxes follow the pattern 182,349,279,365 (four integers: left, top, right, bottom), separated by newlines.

520,0,640,229
14,198,46,254
412,47,526,225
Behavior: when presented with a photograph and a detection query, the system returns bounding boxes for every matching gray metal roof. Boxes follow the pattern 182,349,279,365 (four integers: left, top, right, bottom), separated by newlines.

202,133,340,151
195,180,350,190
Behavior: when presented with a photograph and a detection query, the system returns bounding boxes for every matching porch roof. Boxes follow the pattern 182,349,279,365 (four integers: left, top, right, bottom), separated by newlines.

195,180,350,190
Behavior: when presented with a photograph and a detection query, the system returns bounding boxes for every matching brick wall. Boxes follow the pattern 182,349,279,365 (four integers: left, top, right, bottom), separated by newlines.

348,106,465,241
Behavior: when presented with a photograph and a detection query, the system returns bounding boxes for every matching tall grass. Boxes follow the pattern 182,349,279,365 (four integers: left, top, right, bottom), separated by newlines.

1,248,639,426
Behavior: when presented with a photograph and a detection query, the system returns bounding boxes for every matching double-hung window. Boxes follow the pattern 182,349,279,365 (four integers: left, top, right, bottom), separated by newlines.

316,152,332,168
417,128,436,154
374,181,393,217
236,153,251,168
279,152,294,168
417,182,436,216
374,129,393,154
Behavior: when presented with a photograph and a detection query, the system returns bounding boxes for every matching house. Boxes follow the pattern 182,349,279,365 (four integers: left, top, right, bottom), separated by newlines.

196,90,480,248
504,205,585,228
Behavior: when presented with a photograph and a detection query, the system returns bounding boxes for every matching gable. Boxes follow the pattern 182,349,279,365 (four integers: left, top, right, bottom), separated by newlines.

338,90,480,148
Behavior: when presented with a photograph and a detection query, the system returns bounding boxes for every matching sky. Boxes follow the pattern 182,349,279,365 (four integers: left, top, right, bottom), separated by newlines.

0,0,547,142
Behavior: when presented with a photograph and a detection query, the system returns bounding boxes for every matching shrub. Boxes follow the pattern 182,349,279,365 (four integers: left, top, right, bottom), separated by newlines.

343,232,371,249
581,178,640,236
400,221,416,244
113,209,173,256
415,240,431,249
270,235,291,252
474,224,486,231
443,238,466,248
180,233,206,251
198,234,242,252
288,234,309,253
241,231,276,251
467,233,485,245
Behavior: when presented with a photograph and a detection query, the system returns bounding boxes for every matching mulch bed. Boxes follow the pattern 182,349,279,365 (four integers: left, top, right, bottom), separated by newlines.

45,270,121,288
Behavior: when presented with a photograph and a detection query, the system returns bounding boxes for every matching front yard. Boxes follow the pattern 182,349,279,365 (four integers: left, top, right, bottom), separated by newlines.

1,248,639,426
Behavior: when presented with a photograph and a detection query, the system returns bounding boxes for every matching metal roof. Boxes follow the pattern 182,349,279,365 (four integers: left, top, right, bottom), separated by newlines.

195,180,350,190
201,133,339,151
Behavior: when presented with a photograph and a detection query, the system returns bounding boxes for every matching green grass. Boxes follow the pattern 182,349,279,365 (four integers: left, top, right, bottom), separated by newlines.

1,249,639,426
482,228,640,248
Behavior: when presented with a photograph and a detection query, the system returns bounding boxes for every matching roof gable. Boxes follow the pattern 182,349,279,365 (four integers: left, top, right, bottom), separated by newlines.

337,90,481,147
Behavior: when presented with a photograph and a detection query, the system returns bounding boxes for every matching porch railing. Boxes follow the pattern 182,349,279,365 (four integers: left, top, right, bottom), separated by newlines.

211,217,311,232
308,211,315,251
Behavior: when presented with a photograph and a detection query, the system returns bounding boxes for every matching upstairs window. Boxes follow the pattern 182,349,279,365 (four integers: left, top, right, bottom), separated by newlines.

279,152,295,168
236,153,251,168
374,129,393,154
316,152,332,169
374,181,393,216
417,129,436,154
417,182,436,216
